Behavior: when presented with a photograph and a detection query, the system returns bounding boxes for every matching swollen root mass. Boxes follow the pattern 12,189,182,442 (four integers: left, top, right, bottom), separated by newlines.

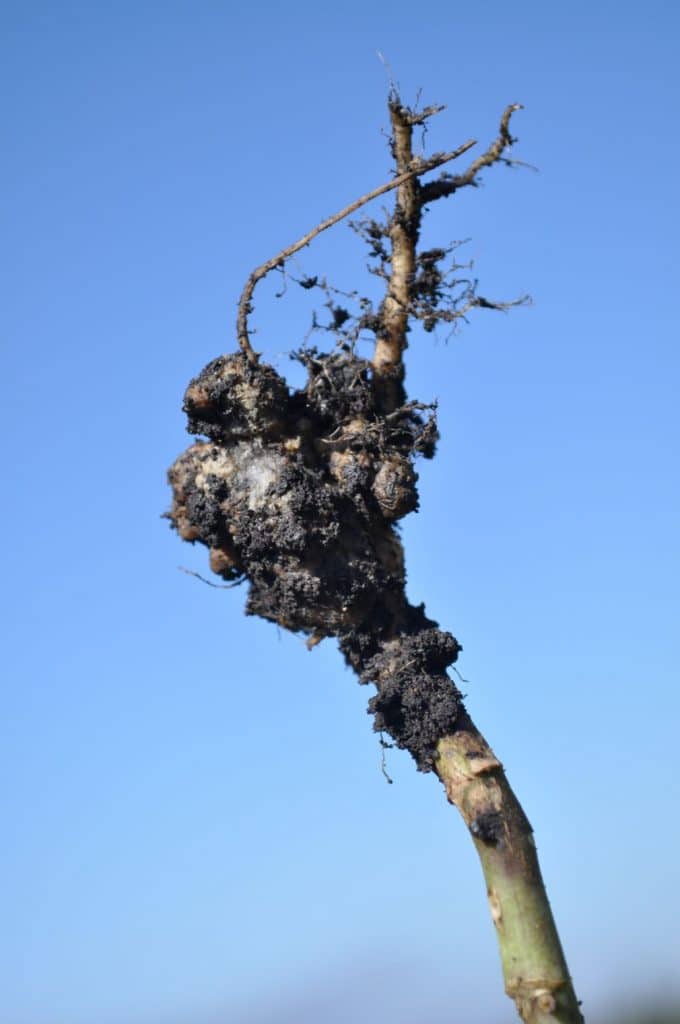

167,349,461,769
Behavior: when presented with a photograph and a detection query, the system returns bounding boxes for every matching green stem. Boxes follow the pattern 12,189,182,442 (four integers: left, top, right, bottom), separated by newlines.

436,721,584,1023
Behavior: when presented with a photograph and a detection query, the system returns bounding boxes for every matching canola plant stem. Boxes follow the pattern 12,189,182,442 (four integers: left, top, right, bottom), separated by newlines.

435,722,583,1023
373,98,584,1024
176,89,585,1024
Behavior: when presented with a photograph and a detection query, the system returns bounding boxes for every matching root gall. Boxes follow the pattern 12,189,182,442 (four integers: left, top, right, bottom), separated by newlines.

167,347,462,769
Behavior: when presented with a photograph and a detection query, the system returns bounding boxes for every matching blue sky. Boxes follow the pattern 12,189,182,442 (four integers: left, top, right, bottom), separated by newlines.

2,2,679,1022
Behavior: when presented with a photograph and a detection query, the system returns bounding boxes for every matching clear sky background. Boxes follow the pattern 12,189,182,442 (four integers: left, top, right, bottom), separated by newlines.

2,3,679,1023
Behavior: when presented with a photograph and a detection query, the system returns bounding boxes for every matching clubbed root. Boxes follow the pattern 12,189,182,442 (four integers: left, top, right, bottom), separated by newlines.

167,348,462,769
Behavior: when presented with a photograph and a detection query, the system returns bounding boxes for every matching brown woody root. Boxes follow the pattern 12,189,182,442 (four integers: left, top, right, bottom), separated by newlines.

236,138,476,363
